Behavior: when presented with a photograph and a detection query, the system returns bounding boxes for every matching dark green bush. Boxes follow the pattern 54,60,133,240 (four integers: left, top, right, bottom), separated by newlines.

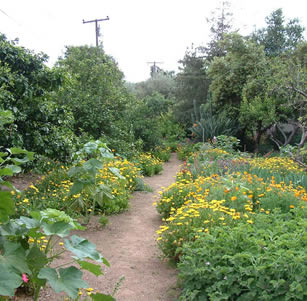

178,208,307,301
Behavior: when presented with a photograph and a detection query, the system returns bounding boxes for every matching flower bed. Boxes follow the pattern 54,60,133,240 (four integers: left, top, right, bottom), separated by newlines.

155,142,307,300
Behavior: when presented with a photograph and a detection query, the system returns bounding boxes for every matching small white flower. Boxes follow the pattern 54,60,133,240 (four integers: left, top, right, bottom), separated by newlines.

206,261,210,265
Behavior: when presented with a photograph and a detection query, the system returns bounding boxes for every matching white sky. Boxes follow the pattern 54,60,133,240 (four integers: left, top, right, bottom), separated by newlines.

0,0,306,82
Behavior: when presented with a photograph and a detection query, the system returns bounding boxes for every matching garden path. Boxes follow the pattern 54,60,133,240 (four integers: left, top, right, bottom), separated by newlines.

42,153,181,301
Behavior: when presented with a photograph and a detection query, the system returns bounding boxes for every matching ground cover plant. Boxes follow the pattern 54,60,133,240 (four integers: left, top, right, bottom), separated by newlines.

155,139,307,299
178,208,307,300
152,146,172,162
134,153,163,176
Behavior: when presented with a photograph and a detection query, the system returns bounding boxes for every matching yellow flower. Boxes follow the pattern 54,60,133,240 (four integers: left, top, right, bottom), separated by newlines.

289,205,295,209
231,196,237,201
247,220,253,224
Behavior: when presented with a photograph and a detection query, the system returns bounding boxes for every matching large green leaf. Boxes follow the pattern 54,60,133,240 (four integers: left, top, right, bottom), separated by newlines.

5,165,21,174
26,245,48,272
69,180,84,195
0,167,14,176
38,266,88,298
0,262,22,297
42,221,74,237
0,240,30,274
108,167,125,179
18,216,40,229
0,220,28,236
83,158,103,171
10,157,30,165
9,148,34,160
0,191,15,223
64,235,103,262
78,260,103,276
67,166,82,177
90,293,116,301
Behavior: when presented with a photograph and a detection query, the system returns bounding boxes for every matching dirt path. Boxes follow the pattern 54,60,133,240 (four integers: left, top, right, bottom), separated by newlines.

41,153,181,301
84,153,181,300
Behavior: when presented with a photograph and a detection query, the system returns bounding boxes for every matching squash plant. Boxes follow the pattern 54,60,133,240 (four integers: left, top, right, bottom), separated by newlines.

0,113,114,300
68,140,124,224
0,209,114,300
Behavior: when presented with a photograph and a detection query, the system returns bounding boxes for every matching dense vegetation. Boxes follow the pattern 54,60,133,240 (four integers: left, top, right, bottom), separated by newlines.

0,2,306,300
156,137,307,300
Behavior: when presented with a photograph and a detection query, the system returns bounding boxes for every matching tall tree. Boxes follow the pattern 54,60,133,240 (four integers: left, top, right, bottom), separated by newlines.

57,45,129,139
174,1,233,126
252,8,305,56
0,34,75,160
267,42,307,155
199,0,233,60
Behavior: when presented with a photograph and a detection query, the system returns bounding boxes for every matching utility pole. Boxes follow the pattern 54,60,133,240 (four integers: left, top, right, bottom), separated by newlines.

147,61,163,78
83,16,109,47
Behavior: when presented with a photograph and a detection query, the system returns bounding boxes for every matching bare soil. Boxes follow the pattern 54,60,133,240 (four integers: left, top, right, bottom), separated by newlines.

20,153,182,300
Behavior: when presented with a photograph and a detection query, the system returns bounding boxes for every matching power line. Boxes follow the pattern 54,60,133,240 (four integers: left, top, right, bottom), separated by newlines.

0,8,21,25
82,17,109,47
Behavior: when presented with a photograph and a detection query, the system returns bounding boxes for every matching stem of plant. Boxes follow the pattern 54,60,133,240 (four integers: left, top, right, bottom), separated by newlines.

54,260,76,269
33,284,41,301
44,234,54,254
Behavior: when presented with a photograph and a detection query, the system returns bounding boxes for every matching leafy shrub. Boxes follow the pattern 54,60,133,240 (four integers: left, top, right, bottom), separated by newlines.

213,135,240,152
177,142,201,161
190,101,239,143
178,208,307,301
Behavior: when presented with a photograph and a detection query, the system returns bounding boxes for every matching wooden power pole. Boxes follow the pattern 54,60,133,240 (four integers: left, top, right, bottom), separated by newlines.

147,61,163,78
83,16,110,47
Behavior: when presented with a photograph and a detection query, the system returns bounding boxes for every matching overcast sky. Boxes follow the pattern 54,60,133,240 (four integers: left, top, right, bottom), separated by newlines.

0,0,306,82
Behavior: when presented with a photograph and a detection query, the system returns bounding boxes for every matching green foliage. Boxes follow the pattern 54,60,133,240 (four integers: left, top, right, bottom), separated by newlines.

98,215,109,227
178,209,307,300
0,209,111,300
134,153,163,177
57,45,129,140
176,143,202,161
158,112,186,146
208,34,267,118
156,143,307,261
17,145,142,218
126,93,172,151
174,49,210,126
174,2,233,127
130,72,176,100
190,100,238,142
0,109,34,222
152,146,171,162
0,34,78,161
213,135,240,152
252,8,305,57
